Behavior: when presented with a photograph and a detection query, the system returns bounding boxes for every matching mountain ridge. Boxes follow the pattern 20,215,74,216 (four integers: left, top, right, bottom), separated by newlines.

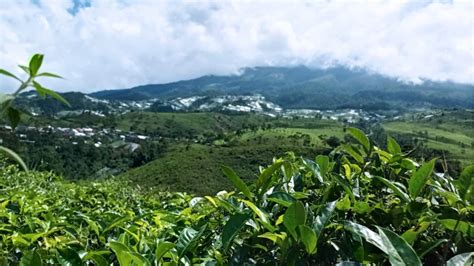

15,66,474,115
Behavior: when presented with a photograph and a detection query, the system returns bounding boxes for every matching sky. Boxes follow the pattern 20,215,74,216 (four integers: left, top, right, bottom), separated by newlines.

0,0,473,93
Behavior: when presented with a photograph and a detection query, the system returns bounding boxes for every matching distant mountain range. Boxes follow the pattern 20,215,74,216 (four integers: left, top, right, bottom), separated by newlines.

16,66,474,115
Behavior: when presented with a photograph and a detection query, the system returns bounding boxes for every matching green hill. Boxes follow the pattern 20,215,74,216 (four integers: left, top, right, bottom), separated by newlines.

119,140,329,195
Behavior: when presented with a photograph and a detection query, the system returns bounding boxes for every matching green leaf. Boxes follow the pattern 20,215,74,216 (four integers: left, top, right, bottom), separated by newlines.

222,212,250,251
401,158,417,170
376,226,422,266
353,201,371,214
343,145,364,164
345,222,386,253
408,159,436,198
20,250,42,266
446,252,474,266
456,165,473,202
267,191,296,207
348,127,370,152
82,251,109,266
258,232,287,244
18,65,30,75
0,69,22,82
387,135,402,154
221,165,252,199
439,219,474,237
32,81,70,107
336,194,350,211
176,225,206,257
108,241,150,266
315,155,329,180
241,200,275,231
401,222,429,245
284,201,306,238
418,239,447,258
0,146,28,172
297,225,317,254
155,241,175,263
102,216,132,234
303,159,324,183
256,160,283,191
29,54,44,76
375,176,410,202
313,200,337,238
37,72,63,79
58,248,82,266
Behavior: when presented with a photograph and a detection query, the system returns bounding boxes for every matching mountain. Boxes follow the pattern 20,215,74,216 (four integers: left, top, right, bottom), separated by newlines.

16,66,474,115
90,66,474,109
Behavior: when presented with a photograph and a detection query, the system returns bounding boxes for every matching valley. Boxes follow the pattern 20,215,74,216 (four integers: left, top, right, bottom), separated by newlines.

2,98,472,195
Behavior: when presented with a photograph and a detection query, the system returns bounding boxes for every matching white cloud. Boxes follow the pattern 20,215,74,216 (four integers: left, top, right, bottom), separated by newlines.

0,0,473,93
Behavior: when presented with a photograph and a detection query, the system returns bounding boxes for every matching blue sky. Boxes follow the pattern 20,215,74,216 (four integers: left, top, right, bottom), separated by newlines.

0,0,473,93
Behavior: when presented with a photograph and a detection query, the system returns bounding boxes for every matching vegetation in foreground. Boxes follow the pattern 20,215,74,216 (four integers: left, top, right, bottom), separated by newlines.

1,128,472,265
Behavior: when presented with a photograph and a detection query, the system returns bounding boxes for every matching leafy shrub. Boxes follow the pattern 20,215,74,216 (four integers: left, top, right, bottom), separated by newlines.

0,128,472,265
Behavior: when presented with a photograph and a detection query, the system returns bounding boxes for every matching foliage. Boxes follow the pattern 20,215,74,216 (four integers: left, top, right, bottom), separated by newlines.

0,54,68,171
1,129,472,265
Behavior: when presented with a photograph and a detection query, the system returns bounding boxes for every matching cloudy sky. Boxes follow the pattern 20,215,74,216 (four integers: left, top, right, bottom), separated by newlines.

0,0,473,93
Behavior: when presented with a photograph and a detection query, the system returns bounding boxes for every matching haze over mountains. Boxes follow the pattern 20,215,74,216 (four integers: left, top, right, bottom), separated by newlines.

17,66,474,115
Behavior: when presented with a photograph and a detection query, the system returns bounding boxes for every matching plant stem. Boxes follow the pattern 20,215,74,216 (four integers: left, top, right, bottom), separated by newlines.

12,77,32,97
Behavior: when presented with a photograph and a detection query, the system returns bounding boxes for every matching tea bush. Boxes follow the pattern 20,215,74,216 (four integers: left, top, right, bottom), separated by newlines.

0,128,472,265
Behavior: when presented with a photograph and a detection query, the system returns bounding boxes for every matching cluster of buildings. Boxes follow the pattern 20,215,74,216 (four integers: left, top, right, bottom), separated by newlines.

0,124,151,149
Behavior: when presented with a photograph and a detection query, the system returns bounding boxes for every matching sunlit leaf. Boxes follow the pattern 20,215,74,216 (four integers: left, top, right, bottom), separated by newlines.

446,252,474,266
297,225,317,254
108,241,150,266
0,68,22,82
315,155,330,180
347,127,370,152
267,191,296,207
241,200,275,231
375,176,410,202
256,159,283,191
387,135,402,154
345,222,386,253
221,165,252,199
29,54,44,76
408,159,436,198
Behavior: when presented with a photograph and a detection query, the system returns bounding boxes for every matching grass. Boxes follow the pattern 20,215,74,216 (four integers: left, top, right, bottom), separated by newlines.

383,114,474,166
120,138,330,195
237,126,345,145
